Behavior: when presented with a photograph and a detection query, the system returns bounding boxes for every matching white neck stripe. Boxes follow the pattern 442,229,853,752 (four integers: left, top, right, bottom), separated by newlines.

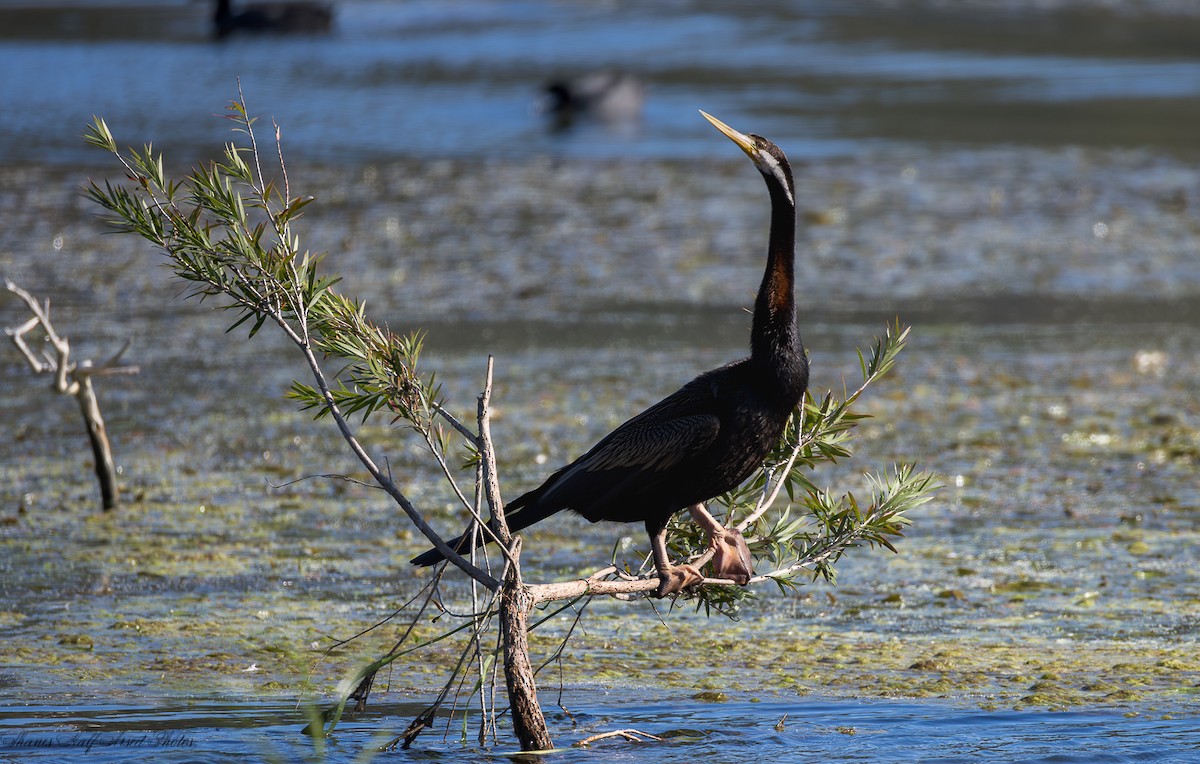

758,153,794,207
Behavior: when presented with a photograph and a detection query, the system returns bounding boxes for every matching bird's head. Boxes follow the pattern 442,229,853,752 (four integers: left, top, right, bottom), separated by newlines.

701,111,794,208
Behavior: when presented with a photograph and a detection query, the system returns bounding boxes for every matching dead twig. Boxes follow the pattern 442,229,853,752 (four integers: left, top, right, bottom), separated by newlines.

4,279,138,511
575,728,663,746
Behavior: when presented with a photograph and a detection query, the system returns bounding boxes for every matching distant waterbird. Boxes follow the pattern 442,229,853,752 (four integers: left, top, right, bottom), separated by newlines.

213,0,333,38
541,70,645,131
413,111,808,597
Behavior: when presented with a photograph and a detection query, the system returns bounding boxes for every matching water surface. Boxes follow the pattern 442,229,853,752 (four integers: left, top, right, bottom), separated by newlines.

1,1,1199,761
2,0,1200,164
2,698,1198,762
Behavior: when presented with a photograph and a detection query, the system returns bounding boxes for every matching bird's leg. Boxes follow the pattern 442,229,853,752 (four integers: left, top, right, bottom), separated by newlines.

647,519,703,597
687,503,754,585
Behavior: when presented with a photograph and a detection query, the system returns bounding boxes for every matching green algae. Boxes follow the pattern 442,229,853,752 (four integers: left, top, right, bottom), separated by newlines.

4,434,1196,713
692,691,729,702
2,155,1199,725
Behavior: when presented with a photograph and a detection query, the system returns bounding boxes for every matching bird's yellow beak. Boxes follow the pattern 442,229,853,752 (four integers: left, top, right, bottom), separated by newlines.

700,110,757,159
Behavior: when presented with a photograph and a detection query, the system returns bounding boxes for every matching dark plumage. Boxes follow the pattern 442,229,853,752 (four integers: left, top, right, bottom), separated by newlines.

213,0,332,38
413,112,808,596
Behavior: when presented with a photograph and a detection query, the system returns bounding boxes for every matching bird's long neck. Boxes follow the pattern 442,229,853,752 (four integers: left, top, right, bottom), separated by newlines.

750,178,804,391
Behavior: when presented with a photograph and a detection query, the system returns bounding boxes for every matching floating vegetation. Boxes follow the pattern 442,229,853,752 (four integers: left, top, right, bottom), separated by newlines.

3,148,1199,717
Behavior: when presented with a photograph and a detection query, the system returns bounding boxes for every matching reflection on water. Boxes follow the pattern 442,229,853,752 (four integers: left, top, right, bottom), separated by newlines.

0,0,1199,164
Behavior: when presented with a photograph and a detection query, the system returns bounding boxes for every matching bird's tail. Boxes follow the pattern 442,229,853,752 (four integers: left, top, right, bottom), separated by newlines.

409,491,560,567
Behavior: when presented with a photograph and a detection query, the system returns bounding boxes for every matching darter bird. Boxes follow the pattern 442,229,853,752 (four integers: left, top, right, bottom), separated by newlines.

413,111,808,597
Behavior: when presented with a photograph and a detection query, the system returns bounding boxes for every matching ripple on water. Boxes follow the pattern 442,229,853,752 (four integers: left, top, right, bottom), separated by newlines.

1,698,1198,762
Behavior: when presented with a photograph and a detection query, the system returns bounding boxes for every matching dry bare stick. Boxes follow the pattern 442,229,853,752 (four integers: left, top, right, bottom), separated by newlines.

477,357,507,538
412,358,509,748
576,729,663,746
398,356,538,751
464,360,512,742
528,568,692,603
473,356,554,752
524,527,861,607
497,543,553,751
417,358,519,587
4,279,138,511
469,458,494,747
447,356,518,569
467,398,507,747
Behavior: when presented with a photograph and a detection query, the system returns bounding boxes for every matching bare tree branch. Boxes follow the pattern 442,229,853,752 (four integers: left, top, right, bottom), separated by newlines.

4,279,139,511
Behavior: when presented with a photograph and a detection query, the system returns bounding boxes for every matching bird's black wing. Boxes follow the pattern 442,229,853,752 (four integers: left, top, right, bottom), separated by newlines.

528,381,723,521
412,377,724,566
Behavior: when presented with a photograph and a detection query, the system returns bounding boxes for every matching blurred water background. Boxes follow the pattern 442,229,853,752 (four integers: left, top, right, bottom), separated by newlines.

3,0,1200,165
1,1,1199,761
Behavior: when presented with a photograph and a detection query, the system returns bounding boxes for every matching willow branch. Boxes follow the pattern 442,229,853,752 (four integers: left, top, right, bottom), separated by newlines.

290,317,500,591
434,403,477,442
736,439,805,533
422,427,475,511
736,354,893,534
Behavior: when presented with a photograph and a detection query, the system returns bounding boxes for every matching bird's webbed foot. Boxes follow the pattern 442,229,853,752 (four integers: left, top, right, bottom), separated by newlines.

709,526,754,585
655,563,705,598
687,503,754,585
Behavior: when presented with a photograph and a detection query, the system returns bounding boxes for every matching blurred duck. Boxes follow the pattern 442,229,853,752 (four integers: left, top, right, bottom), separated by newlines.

213,0,333,38
542,70,645,130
